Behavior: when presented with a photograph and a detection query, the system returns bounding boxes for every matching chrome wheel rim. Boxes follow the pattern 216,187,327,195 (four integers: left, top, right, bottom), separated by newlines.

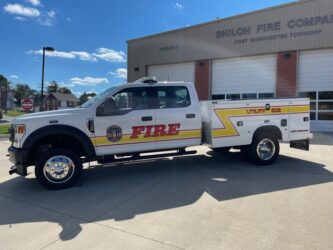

43,155,75,184
256,139,276,161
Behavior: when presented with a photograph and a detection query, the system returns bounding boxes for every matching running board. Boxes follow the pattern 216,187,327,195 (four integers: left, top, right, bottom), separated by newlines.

97,149,197,165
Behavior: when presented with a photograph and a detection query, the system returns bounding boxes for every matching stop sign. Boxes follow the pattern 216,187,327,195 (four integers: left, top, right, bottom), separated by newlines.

21,98,34,111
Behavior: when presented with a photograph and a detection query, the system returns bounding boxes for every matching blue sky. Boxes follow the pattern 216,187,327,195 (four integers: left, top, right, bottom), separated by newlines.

0,0,294,96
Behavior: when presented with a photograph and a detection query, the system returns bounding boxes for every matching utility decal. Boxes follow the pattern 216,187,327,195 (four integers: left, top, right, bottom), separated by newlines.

213,105,309,138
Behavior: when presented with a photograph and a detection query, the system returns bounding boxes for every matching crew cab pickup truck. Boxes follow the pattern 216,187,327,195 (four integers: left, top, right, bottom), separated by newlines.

8,78,311,189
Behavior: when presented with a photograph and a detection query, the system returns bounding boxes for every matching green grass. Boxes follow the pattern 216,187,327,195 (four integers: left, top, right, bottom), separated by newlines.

0,124,10,134
5,110,26,117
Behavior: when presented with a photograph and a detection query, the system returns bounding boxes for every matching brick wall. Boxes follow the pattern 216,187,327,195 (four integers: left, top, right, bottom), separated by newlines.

195,60,210,100
276,51,298,97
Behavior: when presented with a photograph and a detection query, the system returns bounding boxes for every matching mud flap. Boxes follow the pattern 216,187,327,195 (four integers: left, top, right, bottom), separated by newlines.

290,139,310,151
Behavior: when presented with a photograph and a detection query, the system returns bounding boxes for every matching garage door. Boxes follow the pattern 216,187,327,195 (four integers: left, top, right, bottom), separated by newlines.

148,62,195,83
212,54,276,100
298,49,333,132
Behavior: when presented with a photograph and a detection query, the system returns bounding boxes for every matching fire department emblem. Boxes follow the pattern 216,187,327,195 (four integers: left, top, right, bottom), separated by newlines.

106,125,122,142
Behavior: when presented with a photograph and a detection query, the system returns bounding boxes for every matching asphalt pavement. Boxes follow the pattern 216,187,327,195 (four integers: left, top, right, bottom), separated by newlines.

0,133,332,250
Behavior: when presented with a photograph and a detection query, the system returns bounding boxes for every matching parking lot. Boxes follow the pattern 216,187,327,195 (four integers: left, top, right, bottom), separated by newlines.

0,133,332,250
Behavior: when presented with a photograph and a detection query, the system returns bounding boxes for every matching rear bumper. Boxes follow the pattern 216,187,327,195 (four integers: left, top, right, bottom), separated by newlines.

8,146,29,176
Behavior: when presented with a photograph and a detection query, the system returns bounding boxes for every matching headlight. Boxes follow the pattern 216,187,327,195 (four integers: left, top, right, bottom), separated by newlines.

15,124,26,135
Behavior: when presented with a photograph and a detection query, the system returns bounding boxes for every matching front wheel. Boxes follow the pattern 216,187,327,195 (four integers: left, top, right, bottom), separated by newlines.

248,133,279,166
35,148,83,190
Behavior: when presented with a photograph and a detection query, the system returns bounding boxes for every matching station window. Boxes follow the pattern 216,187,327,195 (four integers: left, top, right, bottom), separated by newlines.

212,92,275,100
242,93,257,99
258,93,275,99
299,91,333,121
212,94,225,100
226,94,241,100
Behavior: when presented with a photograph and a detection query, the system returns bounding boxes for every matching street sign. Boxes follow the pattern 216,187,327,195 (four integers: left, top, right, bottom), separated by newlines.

21,98,34,111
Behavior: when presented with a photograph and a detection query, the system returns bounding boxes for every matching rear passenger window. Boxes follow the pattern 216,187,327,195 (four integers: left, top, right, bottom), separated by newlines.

157,86,191,109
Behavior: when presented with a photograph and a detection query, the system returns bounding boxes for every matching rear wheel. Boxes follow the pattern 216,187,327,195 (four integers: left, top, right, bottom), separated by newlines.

248,133,279,165
35,148,82,190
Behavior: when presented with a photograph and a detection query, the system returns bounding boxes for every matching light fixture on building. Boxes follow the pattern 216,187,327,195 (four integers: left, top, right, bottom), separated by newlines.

283,52,292,60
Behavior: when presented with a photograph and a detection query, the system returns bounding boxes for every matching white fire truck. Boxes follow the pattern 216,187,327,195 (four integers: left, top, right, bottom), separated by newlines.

8,78,311,189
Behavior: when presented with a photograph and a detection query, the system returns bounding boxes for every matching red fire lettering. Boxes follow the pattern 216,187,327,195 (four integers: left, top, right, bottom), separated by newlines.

167,123,180,136
130,126,145,139
153,124,167,137
144,125,154,138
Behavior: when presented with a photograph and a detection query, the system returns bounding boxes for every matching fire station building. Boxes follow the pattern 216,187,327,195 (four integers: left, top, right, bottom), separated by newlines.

127,0,333,131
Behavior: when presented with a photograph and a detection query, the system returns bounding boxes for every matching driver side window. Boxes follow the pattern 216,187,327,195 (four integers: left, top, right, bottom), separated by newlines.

96,87,155,116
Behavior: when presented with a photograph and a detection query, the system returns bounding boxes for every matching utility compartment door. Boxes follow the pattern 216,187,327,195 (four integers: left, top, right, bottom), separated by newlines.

93,87,157,156
211,101,252,148
154,85,201,150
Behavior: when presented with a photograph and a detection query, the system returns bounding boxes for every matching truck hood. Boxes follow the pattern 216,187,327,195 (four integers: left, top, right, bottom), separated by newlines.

12,108,89,124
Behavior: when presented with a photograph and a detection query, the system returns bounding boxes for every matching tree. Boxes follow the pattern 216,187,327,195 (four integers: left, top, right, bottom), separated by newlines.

0,74,10,89
79,92,96,104
0,75,11,112
13,84,34,105
58,87,72,94
47,81,58,94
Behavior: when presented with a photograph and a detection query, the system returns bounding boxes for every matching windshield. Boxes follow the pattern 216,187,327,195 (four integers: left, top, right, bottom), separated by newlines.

80,87,117,108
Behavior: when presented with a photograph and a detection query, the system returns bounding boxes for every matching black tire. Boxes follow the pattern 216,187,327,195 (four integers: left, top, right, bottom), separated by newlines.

212,147,232,153
35,148,83,190
248,133,280,166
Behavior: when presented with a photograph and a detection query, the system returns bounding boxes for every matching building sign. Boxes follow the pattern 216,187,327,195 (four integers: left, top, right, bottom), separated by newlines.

21,98,34,111
216,14,333,45
159,45,179,52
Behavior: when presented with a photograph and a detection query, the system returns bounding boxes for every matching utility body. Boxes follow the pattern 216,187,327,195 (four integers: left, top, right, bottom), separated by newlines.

8,78,311,189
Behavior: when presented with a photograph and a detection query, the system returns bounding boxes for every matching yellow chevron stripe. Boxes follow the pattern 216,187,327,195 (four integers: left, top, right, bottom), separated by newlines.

92,129,201,147
212,105,309,138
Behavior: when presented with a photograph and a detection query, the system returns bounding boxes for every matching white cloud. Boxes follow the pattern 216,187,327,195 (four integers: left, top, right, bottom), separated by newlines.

175,2,184,10
26,0,41,6
15,16,26,21
70,51,97,62
4,3,40,17
9,75,19,79
27,48,126,63
93,48,126,63
108,68,127,79
4,2,57,26
47,10,56,18
38,10,56,26
70,77,109,86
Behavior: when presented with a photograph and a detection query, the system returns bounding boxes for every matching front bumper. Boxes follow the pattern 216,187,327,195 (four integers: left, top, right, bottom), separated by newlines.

8,146,29,176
